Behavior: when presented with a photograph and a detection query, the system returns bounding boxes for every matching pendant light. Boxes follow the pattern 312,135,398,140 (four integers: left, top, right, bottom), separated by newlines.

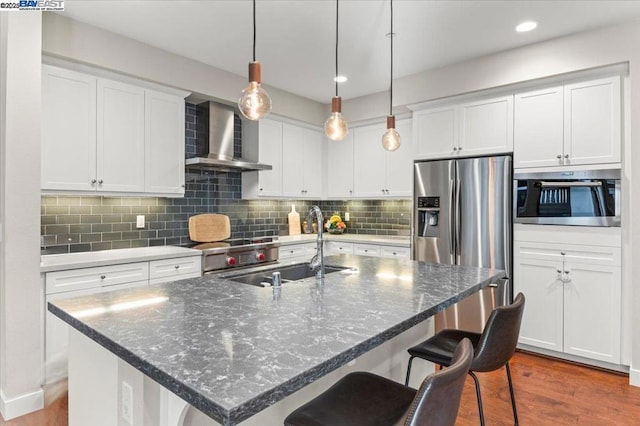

238,0,272,121
382,0,400,151
324,0,348,141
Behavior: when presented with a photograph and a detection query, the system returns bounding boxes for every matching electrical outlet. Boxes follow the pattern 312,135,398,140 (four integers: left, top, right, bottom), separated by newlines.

344,212,350,222
136,215,145,229
122,381,133,425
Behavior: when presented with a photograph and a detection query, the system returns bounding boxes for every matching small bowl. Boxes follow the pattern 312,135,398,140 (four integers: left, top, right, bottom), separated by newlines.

328,228,345,234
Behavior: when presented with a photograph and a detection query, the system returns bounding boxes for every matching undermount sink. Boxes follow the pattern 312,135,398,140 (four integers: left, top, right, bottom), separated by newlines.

226,263,352,287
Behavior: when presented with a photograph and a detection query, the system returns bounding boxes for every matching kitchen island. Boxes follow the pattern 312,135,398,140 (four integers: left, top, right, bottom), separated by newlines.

48,254,504,426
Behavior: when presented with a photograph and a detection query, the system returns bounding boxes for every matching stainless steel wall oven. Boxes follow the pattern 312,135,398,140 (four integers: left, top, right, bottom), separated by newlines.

514,169,620,227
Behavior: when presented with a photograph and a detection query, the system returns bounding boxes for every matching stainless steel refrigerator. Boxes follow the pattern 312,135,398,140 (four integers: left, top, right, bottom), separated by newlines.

413,155,512,333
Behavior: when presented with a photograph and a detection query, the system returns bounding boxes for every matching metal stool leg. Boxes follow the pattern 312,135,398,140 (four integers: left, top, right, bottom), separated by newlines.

505,362,519,425
405,356,415,386
469,371,485,426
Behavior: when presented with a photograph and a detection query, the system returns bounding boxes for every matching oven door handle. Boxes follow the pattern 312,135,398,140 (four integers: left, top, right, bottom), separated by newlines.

538,181,602,188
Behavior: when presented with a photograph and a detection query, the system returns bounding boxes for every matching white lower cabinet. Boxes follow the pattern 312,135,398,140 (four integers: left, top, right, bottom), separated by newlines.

279,242,318,263
285,240,411,261
45,256,202,384
514,237,622,365
325,241,354,255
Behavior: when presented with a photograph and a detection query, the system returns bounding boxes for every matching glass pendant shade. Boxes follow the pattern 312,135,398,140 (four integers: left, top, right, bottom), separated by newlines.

382,115,401,151
325,96,348,141
238,62,272,121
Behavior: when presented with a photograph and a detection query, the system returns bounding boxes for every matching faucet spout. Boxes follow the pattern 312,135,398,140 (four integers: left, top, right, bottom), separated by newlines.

307,206,325,280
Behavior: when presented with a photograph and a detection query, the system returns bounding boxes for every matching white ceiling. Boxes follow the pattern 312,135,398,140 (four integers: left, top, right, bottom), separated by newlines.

58,0,640,103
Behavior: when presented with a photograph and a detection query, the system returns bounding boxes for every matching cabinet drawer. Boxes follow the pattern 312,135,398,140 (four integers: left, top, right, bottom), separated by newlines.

280,245,307,259
380,246,411,260
46,262,149,295
353,243,380,257
515,241,621,267
325,241,354,255
149,256,201,281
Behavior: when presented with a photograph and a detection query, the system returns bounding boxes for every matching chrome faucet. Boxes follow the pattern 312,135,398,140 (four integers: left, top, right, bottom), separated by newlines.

307,205,325,279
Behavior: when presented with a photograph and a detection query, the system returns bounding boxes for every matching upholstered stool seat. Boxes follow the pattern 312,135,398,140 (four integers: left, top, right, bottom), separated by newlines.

285,338,474,426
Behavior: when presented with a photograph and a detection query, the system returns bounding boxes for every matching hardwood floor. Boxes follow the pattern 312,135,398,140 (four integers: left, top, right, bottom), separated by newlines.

2,351,640,425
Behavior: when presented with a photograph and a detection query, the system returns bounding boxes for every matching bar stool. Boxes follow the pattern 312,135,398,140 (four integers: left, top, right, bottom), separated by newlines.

405,293,525,426
284,338,473,426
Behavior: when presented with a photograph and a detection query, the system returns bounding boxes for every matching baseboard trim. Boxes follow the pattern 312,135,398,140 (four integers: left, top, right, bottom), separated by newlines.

629,366,640,387
0,388,44,420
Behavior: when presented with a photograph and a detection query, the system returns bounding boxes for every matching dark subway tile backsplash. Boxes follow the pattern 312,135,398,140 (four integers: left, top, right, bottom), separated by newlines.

40,102,411,254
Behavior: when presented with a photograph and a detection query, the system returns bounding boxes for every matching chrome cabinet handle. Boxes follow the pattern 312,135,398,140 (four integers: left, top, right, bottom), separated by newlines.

458,146,462,151
557,154,562,159
174,265,180,269
98,179,104,184
564,154,569,159
91,179,97,185
453,147,458,151
100,275,106,280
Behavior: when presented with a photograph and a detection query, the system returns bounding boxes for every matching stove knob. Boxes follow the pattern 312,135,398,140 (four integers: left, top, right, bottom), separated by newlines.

226,257,237,266
256,252,266,261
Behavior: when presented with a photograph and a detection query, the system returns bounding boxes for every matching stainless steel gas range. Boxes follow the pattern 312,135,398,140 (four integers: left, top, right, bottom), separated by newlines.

193,237,280,274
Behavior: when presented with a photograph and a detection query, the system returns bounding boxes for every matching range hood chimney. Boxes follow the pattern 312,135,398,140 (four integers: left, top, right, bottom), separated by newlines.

185,102,272,172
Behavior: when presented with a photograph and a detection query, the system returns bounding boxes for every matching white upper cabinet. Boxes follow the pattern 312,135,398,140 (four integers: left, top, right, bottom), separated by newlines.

459,95,513,156
42,66,97,191
564,77,621,166
353,119,413,198
326,132,354,198
41,64,189,196
242,118,323,199
145,90,186,195
413,106,458,159
97,79,145,193
514,76,621,169
282,124,323,198
514,86,564,168
255,118,283,197
413,95,513,159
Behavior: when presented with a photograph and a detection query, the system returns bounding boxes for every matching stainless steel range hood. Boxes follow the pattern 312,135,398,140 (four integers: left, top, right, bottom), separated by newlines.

185,102,272,172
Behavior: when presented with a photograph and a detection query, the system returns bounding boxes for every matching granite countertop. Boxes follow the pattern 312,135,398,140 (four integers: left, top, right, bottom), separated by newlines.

40,246,202,273
278,233,411,247
49,255,504,425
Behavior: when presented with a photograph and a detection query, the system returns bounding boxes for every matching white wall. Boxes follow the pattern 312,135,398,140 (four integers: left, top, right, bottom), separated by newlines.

42,13,326,127
345,20,640,384
0,13,44,419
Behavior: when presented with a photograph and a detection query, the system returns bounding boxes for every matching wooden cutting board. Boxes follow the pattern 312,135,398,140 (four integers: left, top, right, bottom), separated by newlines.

288,206,301,236
188,214,231,242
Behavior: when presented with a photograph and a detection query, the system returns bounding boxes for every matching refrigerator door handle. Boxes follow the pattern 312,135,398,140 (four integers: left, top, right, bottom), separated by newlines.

455,178,461,263
449,178,455,257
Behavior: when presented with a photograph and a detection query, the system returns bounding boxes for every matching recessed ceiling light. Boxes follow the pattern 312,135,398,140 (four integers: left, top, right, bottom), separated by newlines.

334,75,348,83
516,21,537,33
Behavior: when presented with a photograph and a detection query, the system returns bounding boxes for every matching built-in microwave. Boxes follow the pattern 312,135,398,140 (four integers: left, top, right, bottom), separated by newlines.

514,169,621,227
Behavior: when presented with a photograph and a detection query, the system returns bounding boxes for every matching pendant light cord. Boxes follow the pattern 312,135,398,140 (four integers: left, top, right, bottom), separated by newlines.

335,0,339,97
390,0,393,116
253,0,256,62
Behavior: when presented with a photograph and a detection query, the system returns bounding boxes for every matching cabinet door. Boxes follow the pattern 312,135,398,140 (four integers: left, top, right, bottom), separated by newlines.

413,106,457,159
281,123,305,197
301,127,323,198
97,79,145,193
257,119,283,196
42,65,97,191
514,87,564,169
563,262,621,364
514,244,564,352
564,76,621,166
145,90,185,195
459,95,513,157
353,123,386,197
326,132,354,198
385,119,414,197
353,243,380,257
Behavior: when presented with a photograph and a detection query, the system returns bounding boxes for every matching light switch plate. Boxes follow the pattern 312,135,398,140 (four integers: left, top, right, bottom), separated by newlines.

136,215,145,229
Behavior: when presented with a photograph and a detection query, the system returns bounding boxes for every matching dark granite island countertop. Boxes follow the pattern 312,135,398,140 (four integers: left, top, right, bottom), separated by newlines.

49,254,504,425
